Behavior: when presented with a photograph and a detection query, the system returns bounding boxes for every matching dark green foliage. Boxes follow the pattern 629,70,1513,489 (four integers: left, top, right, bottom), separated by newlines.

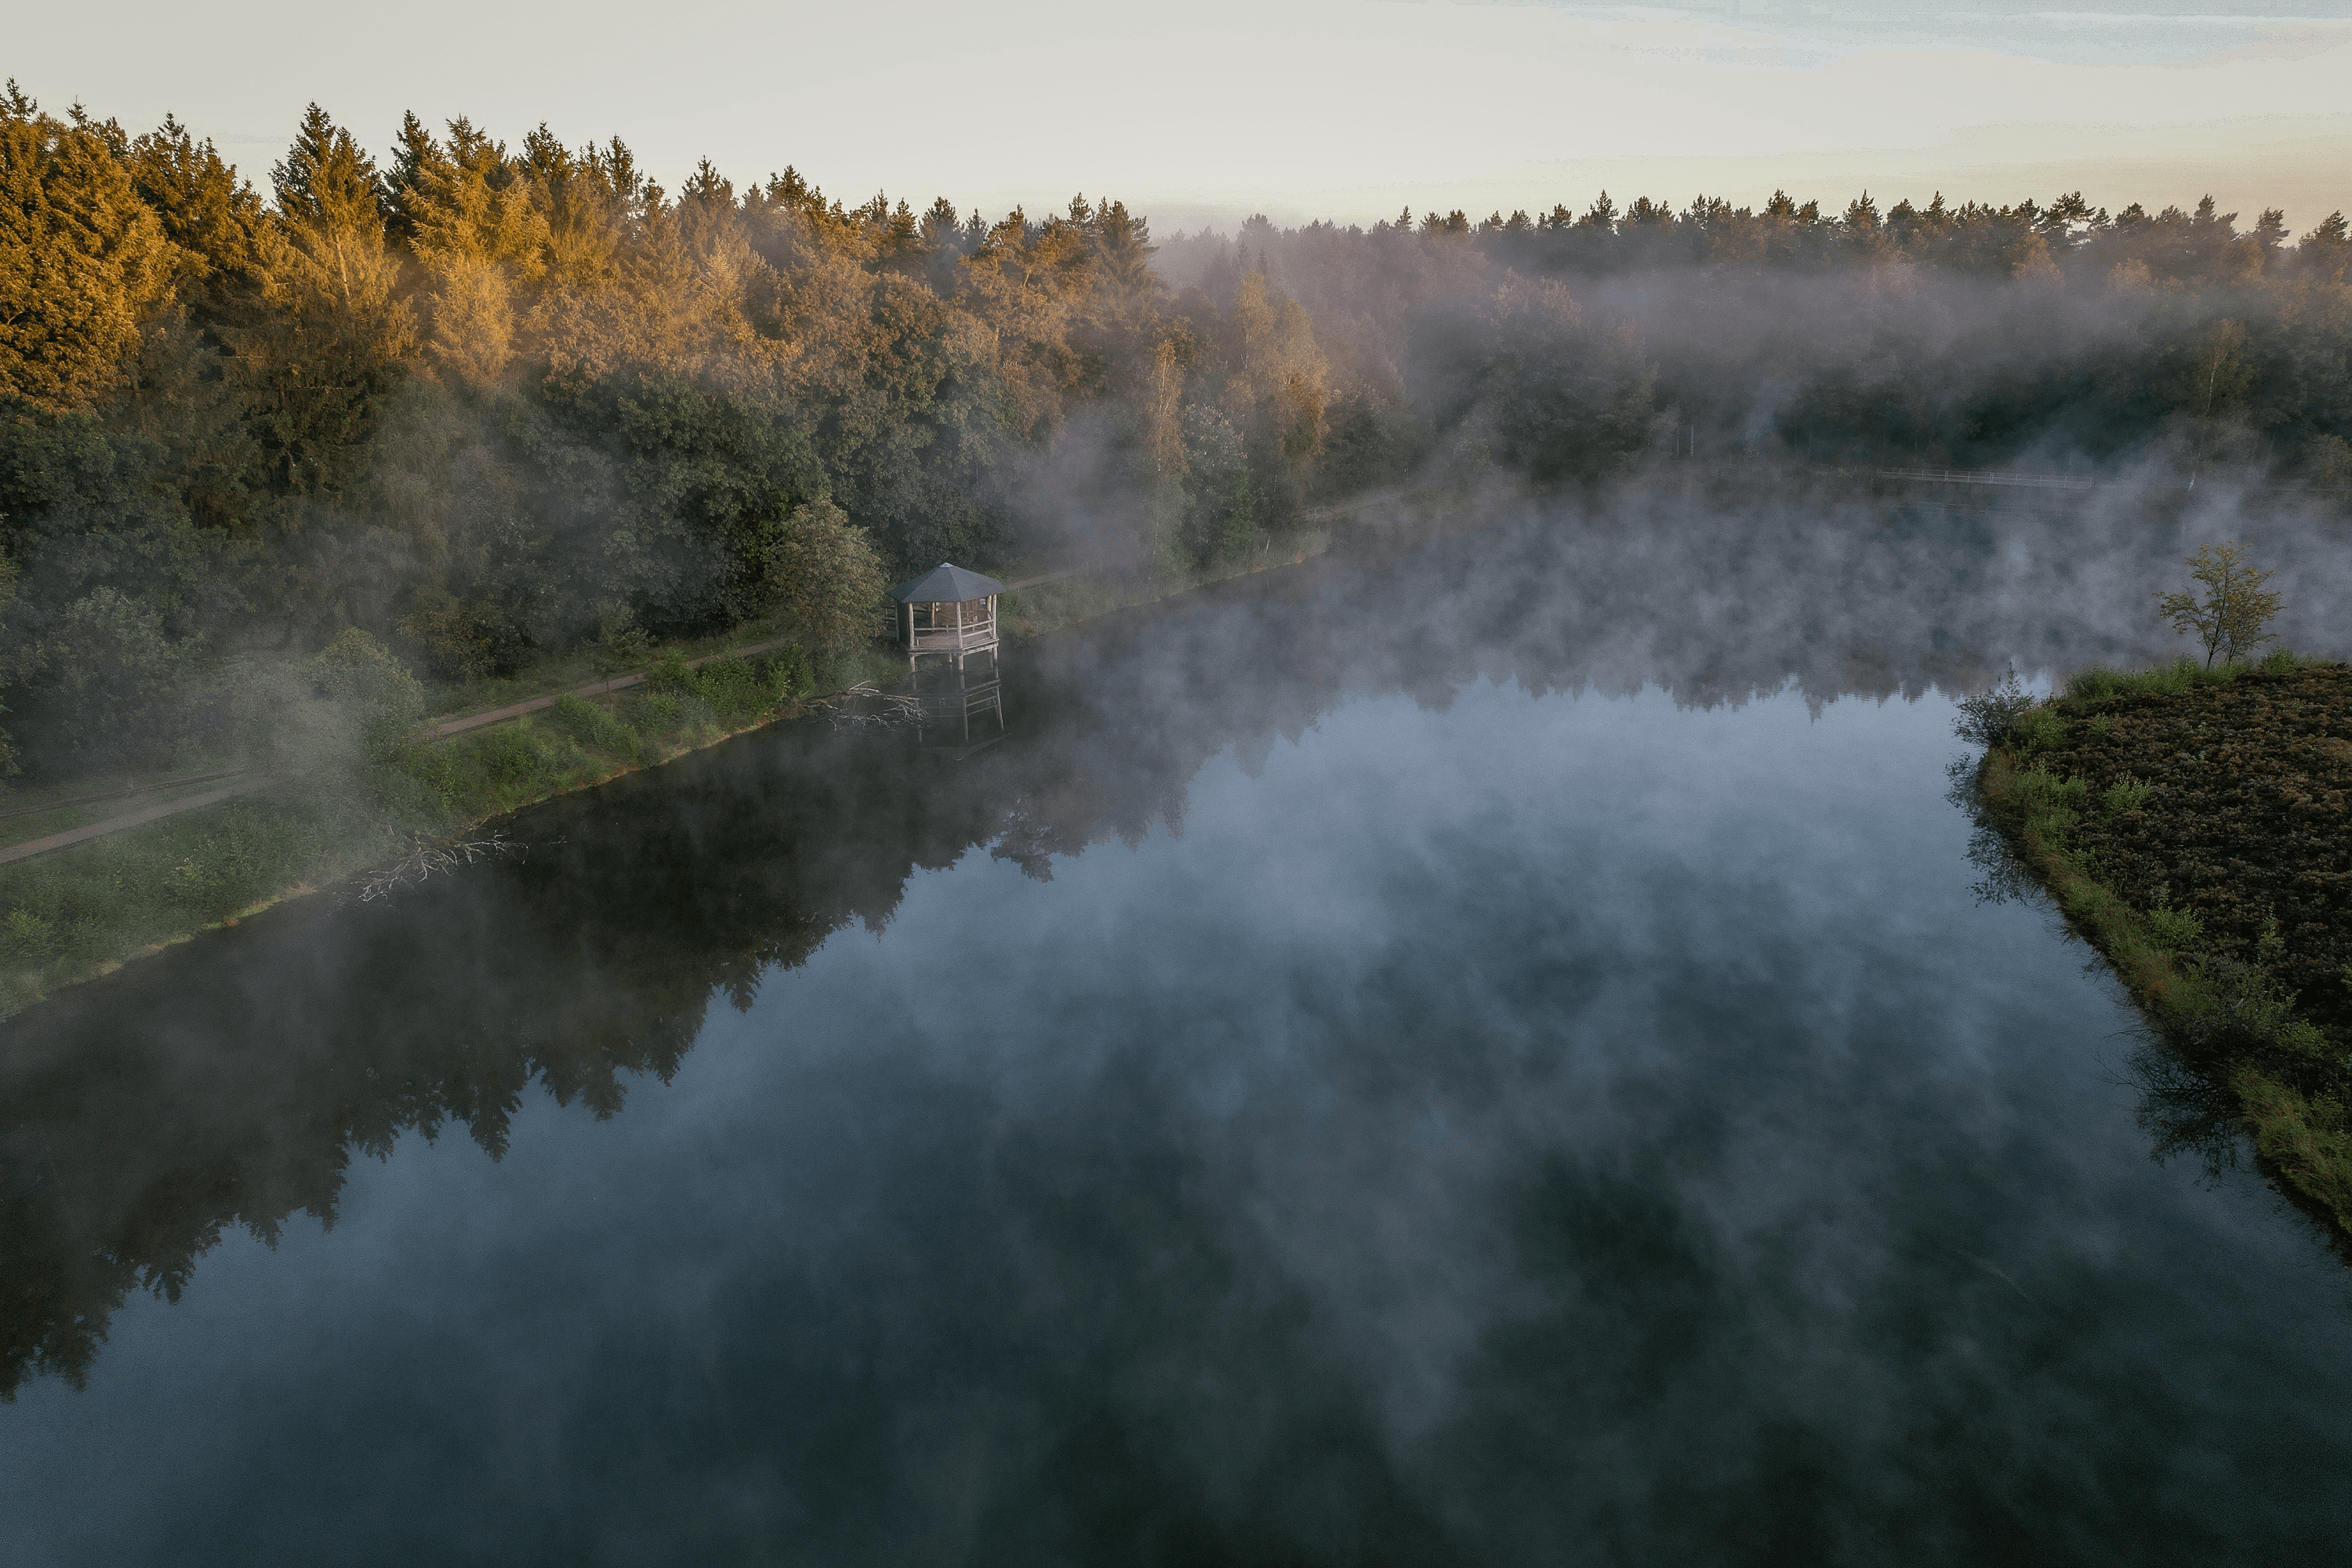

2178,954,2348,1100
1313,392,1421,498
1951,670,2035,747
2014,708,2070,754
547,692,639,757
561,374,830,632
2144,903,2201,950
2102,774,2152,814
0,402,234,773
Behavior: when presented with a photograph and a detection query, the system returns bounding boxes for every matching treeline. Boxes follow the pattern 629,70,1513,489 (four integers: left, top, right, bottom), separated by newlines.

0,89,1403,781
5,84,2350,786
1163,191,2352,483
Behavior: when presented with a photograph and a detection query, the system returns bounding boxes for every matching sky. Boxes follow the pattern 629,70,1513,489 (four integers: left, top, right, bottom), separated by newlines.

11,2,2350,234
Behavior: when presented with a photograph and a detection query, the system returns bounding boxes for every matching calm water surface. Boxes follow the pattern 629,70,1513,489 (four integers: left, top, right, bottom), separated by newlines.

3,504,2349,1563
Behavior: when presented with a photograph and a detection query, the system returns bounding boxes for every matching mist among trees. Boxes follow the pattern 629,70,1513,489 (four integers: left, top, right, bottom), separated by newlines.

3,84,2347,781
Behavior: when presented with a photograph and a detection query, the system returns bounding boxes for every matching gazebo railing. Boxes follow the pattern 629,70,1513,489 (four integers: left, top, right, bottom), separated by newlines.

904,598,998,655
908,623,997,652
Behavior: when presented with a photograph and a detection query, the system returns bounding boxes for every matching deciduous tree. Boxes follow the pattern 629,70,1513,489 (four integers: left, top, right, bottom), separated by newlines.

2157,543,2283,667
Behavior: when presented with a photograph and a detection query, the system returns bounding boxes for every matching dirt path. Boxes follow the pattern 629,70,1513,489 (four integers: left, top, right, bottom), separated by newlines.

0,775,278,867
7,574,1098,868
430,637,799,739
4,636,811,867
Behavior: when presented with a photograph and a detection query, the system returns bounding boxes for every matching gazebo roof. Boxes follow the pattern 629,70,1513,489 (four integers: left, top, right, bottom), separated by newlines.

887,562,1006,604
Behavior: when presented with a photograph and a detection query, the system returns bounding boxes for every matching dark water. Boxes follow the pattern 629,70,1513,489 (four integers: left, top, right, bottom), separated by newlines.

4,496,2350,1564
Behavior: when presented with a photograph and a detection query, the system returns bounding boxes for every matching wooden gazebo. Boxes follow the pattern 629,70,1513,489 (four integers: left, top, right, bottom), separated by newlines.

888,563,1005,667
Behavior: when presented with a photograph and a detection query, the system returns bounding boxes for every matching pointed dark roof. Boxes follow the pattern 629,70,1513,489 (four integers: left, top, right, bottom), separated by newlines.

887,562,1005,604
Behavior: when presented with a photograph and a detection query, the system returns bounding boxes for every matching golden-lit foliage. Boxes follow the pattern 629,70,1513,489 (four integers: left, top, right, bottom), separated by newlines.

5,82,2348,786
0,89,172,409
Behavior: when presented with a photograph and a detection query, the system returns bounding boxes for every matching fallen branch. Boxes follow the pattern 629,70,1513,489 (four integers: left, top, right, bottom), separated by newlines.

811,681,923,730
356,828,524,902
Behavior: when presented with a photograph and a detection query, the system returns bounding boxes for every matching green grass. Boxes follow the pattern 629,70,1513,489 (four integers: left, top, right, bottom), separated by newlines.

0,775,437,1016
1000,577,1125,639
0,771,263,848
2060,649,2304,708
0,642,862,1018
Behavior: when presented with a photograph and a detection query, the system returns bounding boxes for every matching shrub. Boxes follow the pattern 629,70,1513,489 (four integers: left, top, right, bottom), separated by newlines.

688,656,768,724
2178,955,2346,1095
1953,670,2035,746
398,592,532,680
761,498,887,655
643,648,695,693
626,684,722,749
2015,708,2069,753
2,907,58,960
310,628,427,763
20,587,205,771
764,647,815,700
2103,774,2151,814
548,694,638,757
2145,903,2203,951
2010,768,2087,809
2025,806,2078,841
475,724,552,786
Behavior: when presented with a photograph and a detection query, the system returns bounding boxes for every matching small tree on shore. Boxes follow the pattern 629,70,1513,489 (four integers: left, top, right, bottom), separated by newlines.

762,499,885,655
2156,543,2282,668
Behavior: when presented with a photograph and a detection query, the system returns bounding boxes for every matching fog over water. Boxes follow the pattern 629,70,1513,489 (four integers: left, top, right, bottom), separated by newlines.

2,488,2349,1563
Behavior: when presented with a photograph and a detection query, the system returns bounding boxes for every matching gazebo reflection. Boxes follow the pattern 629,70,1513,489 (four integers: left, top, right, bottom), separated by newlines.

887,561,1008,757
909,652,1005,756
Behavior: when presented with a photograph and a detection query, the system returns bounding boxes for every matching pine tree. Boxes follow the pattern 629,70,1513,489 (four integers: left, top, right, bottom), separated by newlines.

0,84,172,409
397,115,550,387
127,114,264,301
232,104,415,489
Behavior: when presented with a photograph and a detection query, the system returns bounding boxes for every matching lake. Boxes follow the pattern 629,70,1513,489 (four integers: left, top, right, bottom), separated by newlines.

3,492,2349,1563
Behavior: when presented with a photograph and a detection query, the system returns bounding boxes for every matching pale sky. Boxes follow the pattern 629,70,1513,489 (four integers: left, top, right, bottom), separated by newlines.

13,2,2350,233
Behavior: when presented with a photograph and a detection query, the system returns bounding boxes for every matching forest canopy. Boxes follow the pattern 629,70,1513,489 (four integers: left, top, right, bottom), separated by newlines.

2,83,2347,782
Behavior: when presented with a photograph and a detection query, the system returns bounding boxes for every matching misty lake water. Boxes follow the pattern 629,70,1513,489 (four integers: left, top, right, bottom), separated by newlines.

3,497,2350,1563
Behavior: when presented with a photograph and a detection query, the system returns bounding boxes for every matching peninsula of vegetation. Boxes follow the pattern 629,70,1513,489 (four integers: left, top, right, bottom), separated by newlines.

1960,554,2351,1243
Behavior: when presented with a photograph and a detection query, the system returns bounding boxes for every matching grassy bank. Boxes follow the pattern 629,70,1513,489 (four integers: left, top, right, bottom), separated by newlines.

0,494,1432,1019
1964,655,2352,1242
0,643,895,1018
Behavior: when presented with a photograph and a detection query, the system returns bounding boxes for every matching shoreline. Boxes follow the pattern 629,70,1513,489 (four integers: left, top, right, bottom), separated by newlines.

1965,660,2352,1249
0,510,1389,1021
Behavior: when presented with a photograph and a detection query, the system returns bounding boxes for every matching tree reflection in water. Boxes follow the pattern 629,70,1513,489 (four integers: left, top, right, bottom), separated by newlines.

5,481,2347,1399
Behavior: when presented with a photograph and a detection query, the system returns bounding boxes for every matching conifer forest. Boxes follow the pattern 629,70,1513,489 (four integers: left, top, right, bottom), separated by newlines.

3,88,2348,782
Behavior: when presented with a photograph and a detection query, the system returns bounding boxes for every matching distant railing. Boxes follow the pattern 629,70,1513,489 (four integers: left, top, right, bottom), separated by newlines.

1870,468,2101,492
